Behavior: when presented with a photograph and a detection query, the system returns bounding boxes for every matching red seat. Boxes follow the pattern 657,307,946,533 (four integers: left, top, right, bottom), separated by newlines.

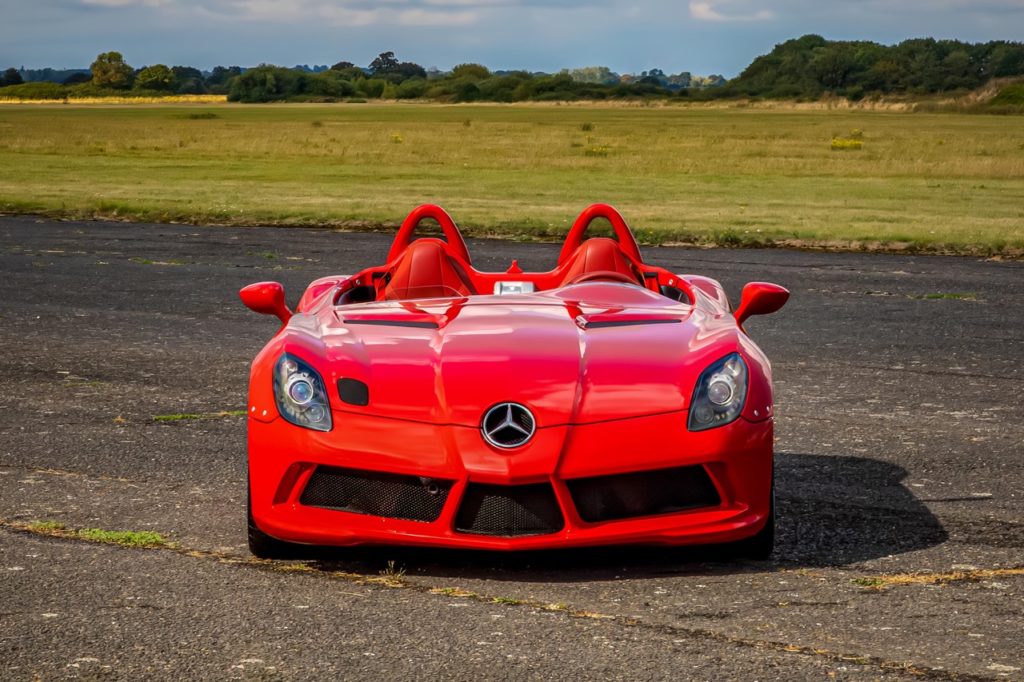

558,238,642,286
379,239,477,300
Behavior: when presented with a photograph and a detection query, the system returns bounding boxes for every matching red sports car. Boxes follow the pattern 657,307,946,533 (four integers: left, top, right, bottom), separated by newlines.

240,204,788,558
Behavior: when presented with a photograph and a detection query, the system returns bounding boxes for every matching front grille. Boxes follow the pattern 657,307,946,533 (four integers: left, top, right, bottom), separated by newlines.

300,466,453,523
566,465,720,523
455,482,564,537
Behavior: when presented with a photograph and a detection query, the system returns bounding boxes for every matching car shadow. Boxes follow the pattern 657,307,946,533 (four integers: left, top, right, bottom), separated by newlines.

299,452,947,582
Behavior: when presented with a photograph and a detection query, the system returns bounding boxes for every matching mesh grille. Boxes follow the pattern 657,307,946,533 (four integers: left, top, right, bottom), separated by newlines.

455,482,564,537
566,465,720,523
300,466,453,523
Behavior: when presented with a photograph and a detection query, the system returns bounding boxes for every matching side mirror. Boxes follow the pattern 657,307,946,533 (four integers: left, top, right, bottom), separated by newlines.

734,282,789,330
240,281,292,325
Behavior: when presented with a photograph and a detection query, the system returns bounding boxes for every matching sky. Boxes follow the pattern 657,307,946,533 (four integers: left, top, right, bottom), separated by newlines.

2,0,1024,77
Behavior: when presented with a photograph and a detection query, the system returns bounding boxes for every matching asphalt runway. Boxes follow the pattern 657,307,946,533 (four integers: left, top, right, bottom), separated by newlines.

1,215,1022,681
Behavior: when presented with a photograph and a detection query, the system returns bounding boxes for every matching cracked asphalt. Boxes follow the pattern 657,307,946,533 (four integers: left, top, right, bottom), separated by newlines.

1,215,1022,681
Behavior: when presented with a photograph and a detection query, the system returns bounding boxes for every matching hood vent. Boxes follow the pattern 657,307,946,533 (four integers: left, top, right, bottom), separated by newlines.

344,318,439,329
575,313,682,330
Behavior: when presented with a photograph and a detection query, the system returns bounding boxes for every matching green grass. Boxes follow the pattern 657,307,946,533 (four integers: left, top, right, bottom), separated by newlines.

23,520,171,548
76,527,171,548
27,520,67,533
1,103,1022,255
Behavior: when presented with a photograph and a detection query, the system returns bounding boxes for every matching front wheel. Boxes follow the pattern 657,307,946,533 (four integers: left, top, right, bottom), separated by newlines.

729,479,775,560
247,487,303,560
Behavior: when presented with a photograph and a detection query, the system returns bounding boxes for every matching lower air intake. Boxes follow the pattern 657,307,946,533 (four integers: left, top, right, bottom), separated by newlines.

300,466,453,523
455,482,564,537
567,465,720,523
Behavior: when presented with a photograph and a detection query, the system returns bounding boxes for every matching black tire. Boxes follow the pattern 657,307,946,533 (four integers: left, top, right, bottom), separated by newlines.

247,487,303,560
729,478,775,560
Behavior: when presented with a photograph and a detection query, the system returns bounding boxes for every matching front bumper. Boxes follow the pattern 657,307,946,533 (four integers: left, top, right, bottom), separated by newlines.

248,409,773,550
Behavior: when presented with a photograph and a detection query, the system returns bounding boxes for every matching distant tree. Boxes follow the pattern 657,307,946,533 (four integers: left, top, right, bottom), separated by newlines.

987,42,1024,78
206,65,242,94
666,71,692,89
62,72,91,85
455,81,481,102
91,51,134,89
810,45,858,90
207,66,242,86
394,61,427,81
135,64,175,91
1,67,23,86
171,66,206,93
451,63,490,80
396,78,428,99
640,68,667,85
305,70,356,98
331,60,355,71
227,65,304,102
567,66,618,85
369,51,400,75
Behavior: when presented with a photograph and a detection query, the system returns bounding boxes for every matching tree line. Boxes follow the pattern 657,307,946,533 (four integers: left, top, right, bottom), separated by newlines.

3,36,1023,103
0,50,720,102
721,34,1024,100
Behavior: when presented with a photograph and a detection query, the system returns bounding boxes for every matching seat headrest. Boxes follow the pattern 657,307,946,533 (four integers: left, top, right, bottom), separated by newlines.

559,238,641,286
379,239,476,301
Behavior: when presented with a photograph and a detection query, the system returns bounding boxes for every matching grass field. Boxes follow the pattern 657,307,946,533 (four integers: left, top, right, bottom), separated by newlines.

1,103,1022,255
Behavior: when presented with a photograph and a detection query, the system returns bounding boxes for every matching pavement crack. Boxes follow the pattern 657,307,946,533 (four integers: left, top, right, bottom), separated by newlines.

0,517,1002,682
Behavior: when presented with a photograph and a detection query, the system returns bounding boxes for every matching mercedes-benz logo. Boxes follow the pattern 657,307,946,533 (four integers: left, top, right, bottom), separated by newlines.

481,403,536,449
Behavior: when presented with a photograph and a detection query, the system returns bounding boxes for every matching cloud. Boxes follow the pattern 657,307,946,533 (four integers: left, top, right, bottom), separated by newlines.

397,8,477,25
73,0,483,26
80,0,168,6
689,0,773,22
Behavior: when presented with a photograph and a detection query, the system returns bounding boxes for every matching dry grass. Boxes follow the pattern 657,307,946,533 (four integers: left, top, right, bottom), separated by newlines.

853,567,1024,589
0,102,1022,254
0,95,226,105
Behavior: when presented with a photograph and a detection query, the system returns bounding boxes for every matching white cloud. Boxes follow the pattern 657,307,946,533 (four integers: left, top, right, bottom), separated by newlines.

689,0,773,22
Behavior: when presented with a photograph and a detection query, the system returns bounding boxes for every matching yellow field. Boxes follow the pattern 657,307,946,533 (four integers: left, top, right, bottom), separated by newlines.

0,95,227,105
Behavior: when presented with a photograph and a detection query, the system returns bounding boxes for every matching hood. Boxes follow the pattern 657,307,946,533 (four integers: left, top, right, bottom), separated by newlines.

293,283,740,428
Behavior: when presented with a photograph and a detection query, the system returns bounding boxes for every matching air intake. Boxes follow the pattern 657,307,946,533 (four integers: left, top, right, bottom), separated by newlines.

300,466,453,523
455,482,563,537
566,465,720,523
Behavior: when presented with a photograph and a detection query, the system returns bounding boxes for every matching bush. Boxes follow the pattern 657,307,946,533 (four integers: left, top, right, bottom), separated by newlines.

451,63,490,80
989,83,1024,107
358,78,386,98
396,78,428,99
305,71,355,98
135,64,175,91
454,81,481,102
227,65,304,102
0,82,66,99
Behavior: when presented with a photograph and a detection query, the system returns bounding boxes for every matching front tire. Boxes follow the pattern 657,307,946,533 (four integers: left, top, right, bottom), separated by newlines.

730,480,775,560
247,487,303,560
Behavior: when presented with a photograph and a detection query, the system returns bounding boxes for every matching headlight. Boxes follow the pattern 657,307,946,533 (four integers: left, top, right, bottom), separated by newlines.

273,353,332,432
687,353,747,431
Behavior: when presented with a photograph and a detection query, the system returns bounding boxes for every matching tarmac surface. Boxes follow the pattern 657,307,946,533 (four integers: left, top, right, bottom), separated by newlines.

0,215,1021,681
